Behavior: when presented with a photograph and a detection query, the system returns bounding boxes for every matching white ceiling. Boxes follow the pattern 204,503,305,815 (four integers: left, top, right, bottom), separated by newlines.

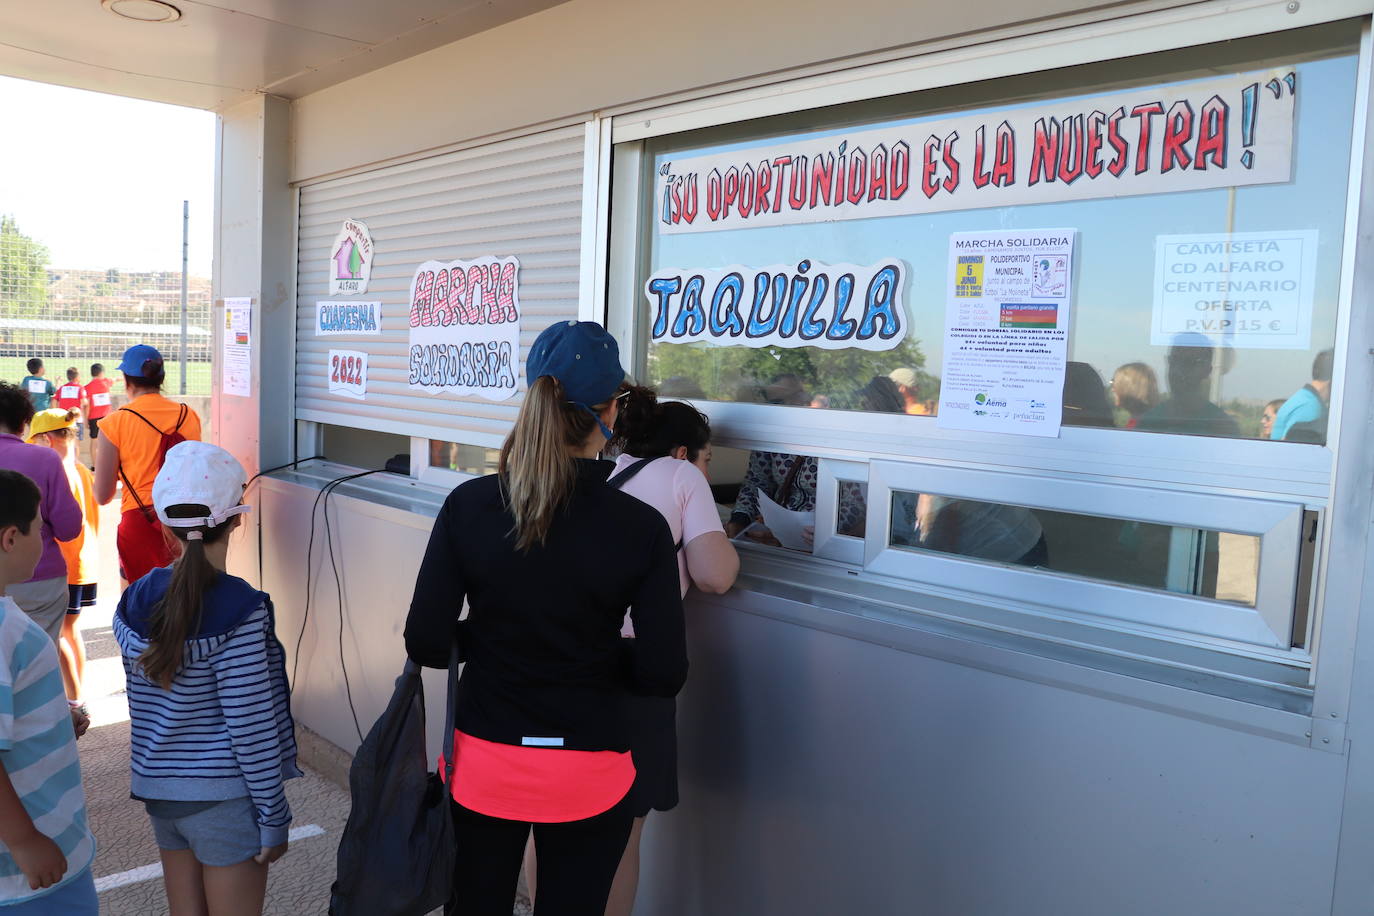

0,0,570,110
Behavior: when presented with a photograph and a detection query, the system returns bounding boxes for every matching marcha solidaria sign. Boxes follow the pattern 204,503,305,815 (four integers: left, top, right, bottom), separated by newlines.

657,67,1297,234
407,256,520,399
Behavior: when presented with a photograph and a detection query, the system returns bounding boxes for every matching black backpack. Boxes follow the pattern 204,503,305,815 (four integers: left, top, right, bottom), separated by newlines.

329,643,458,915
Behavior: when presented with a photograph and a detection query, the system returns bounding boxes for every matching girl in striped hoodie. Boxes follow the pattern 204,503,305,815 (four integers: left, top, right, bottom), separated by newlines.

114,442,299,916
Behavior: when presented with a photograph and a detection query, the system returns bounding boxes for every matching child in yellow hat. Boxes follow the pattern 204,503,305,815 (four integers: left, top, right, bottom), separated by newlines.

27,409,96,718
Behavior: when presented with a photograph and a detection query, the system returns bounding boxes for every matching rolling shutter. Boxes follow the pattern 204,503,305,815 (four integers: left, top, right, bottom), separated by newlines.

294,124,585,446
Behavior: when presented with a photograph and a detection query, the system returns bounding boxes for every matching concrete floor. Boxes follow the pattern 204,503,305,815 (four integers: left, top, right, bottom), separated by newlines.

78,622,358,914
69,495,534,914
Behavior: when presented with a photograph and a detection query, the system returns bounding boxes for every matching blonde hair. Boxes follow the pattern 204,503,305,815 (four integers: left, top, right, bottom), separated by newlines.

499,375,601,552
1112,362,1160,416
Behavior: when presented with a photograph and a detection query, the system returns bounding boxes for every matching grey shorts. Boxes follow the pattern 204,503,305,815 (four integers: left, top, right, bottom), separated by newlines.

7,576,68,644
146,796,260,867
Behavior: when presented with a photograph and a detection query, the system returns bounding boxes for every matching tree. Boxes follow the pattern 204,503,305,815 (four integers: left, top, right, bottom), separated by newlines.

0,215,50,319
648,335,938,410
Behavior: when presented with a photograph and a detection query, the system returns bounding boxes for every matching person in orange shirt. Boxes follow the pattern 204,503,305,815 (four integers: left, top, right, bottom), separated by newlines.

93,345,202,585
888,367,933,416
27,408,97,721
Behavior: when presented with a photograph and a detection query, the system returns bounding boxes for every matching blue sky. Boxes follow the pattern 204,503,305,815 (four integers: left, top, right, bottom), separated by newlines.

0,76,215,277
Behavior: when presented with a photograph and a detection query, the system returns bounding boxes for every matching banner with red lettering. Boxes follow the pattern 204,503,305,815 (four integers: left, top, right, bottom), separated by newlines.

407,256,520,398
656,67,1296,234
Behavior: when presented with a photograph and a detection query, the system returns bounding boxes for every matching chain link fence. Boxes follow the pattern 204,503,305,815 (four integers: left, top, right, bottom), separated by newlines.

1,222,212,396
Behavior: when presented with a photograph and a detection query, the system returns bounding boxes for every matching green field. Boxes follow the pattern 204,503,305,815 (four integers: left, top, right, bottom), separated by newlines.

1,358,213,398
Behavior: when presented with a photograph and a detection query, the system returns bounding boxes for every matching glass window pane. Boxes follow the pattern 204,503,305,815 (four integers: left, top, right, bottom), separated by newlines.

888,490,1259,606
641,30,1357,447
837,480,868,538
428,440,501,476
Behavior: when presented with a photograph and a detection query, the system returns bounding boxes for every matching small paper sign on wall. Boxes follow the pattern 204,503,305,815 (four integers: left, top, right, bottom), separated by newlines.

328,349,368,400
316,300,382,336
329,220,374,296
222,297,253,398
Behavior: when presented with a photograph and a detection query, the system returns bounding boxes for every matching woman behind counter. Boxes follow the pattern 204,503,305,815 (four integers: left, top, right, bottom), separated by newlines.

404,321,687,916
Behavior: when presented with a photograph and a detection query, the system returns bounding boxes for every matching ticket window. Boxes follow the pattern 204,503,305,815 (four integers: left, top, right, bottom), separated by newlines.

608,23,1358,665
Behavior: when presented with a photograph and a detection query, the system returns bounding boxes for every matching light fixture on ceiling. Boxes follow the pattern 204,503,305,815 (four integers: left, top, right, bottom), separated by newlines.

101,0,182,22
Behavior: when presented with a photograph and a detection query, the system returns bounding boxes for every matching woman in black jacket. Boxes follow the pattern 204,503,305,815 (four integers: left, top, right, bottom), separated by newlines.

404,320,687,916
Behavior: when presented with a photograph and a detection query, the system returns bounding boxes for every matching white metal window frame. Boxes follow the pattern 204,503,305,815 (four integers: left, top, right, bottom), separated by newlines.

813,458,867,565
605,9,1365,501
863,460,1304,653
599,6,1374,695
606,0,1371,144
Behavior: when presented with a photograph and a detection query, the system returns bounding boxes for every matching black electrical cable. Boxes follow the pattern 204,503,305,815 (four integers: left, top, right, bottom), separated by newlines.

290,468,390,744
247,455,326,491
323,469,391,743
250,456,326,590
291,469,384,689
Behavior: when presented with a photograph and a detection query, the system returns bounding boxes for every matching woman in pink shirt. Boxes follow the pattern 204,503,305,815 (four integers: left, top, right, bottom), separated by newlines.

550,387,737,916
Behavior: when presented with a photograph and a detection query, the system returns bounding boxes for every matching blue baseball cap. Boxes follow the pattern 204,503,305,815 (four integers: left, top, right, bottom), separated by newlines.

117,344,164,377
527,321,626,440
527,321,625,408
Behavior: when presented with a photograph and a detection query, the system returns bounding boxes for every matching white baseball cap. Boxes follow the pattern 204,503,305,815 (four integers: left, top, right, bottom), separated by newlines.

152,441,252,529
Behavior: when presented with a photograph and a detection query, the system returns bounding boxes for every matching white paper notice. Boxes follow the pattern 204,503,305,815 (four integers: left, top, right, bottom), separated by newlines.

756,491,816,553
328,349,368,400
222,297,252,398
937,229,1077,438
1151,230,1317,350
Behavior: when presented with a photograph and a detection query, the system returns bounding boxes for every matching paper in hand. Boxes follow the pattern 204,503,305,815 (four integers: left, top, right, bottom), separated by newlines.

757,490,816,553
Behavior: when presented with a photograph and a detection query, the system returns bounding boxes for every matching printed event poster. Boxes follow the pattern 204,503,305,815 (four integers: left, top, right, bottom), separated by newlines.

222,297,252,398
937,229,1077,438
645,259,908,351
1152,230,1317,350
407,256,520,399
327,349,369,400
657,67,1297,234
329,219,374,296
316,300,382,336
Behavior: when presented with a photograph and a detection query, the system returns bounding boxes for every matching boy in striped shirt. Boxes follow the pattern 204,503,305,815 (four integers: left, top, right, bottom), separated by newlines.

0,469,96,914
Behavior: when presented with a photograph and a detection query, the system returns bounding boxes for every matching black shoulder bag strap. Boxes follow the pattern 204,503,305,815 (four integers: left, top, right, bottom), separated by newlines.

606,456,654,489
113,404,190,517
606,457,685,552
115,406,163,517
441,636,460,781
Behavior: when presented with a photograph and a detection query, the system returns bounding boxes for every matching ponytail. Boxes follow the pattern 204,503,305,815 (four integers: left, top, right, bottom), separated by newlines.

125,356,166,391
499,375,598,551
610,384,711,462
138,504,234,689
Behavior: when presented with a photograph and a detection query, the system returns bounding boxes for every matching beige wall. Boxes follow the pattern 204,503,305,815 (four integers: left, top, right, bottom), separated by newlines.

291,0,1169,182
